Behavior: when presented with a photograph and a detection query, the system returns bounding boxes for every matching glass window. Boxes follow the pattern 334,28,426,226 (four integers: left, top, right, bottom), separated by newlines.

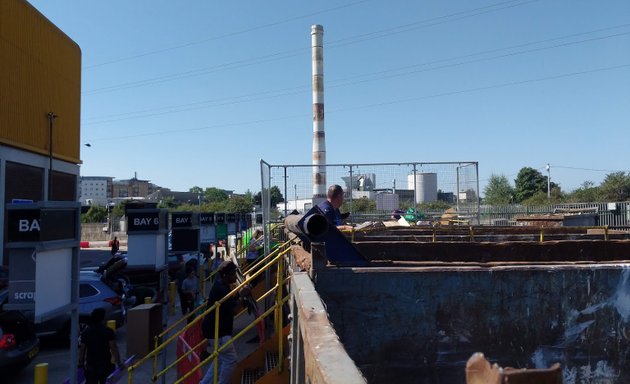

5,161,44,203
79,283,99,298
51,171,77,201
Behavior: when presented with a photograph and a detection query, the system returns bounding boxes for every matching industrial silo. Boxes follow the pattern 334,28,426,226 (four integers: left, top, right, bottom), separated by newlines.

407,173,438,203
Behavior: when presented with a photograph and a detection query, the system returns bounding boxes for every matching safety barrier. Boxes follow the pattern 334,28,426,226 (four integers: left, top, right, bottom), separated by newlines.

176,323,206,384
126,239,293,384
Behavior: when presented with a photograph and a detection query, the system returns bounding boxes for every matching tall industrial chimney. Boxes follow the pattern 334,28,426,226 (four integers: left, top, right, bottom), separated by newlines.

311,24,326,199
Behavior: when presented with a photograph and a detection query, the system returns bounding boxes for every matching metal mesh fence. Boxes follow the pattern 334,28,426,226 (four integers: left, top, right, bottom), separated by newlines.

480,202,630,229
260,160,479,228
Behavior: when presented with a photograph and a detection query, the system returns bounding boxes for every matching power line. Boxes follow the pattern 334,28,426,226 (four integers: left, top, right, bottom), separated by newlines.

85,113,306,142
82,24,630,125
82,0,541,95
331,24,630,84
553,165,627,173
328,0,540,49
83,0,373,69
328,31,630,88
325,63,630,114
83,62,630,142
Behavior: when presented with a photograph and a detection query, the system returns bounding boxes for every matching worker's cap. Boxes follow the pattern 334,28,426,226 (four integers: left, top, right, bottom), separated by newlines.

217,260,237,275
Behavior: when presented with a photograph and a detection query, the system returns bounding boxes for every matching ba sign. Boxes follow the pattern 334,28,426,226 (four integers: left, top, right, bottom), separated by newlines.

6,208,76,242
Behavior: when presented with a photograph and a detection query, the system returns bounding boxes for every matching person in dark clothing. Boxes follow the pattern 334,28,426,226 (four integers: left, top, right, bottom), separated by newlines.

317,184,353,230
200,261,250,384
79,308,122,384
174,260,188,315
180,264,199,323
110,236,120,256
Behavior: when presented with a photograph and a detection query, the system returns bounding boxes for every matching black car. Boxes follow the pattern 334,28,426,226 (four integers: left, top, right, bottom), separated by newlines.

0,291,39,373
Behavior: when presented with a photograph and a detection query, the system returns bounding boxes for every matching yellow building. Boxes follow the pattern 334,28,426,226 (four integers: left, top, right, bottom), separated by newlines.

0,0,81,262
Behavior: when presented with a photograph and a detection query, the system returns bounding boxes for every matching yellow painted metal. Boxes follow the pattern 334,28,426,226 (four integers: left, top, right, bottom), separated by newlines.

175,296,290,384
128,241,293,384
540,227,544,243
276,255,284,373
0,0,81,164
107,320,116,332
34,362,48,384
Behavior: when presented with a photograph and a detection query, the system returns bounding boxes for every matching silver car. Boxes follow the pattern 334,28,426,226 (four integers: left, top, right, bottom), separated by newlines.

32,270,131,340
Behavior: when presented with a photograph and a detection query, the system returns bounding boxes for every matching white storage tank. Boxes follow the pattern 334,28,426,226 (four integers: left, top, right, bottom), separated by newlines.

407,173,438,203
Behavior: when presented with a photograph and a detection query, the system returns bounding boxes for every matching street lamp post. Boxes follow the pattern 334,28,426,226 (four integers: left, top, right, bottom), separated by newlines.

546,163,551,203
47,112,57,201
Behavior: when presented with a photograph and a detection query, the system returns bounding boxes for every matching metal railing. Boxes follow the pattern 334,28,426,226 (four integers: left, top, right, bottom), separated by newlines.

479,202,630,229
126,239,293,384
260,160,481,246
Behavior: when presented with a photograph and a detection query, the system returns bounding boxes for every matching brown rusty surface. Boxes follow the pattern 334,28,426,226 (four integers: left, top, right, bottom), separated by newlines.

350,226,628,239
292,244,311,271
313,103,324,120
286,226,630,383
353,239,630,263
292,273,366,384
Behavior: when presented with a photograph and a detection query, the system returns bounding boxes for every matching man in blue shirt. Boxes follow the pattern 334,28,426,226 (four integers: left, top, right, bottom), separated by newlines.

317,184,352,230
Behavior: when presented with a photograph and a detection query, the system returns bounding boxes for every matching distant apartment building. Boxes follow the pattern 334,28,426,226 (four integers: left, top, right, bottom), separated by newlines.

79,176,112,206
112,176,159,198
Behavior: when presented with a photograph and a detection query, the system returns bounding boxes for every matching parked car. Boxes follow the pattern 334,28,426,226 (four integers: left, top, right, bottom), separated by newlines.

31,270,132,340
0,290,39,373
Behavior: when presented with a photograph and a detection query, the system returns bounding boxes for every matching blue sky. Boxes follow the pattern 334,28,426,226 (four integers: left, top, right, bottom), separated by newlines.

28,0,630,195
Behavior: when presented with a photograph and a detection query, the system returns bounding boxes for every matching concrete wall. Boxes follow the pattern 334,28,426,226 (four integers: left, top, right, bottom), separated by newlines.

314,264,630,384
80,223,127,242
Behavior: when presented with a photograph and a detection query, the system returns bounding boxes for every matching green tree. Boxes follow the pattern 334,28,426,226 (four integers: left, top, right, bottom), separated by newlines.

205,187,229,203
111,202,125,217
566,181,601,203
225,195,254,213
341,197,376,213
599,171,630,201
521,187,564,205
206,201,229,212
419,201,452,211
253,186,285,208
483,174,514,205
81,205,107,223
270,186,285,206
514,167,558,203
189,186,203,194
158,196,176,209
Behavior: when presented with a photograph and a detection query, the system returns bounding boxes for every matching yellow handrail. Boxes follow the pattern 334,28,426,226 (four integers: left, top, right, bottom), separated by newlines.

154,280,292,383
175,295,290,384
127,240,293,384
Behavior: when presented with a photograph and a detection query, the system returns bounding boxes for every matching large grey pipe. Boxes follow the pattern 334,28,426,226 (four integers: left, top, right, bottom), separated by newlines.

311,24,326,199
285,213,329,238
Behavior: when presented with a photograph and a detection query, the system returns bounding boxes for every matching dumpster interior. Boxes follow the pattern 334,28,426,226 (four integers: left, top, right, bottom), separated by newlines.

310,226,630,384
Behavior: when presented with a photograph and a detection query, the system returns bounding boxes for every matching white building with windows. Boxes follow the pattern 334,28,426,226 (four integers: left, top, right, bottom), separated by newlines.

79,176,112,206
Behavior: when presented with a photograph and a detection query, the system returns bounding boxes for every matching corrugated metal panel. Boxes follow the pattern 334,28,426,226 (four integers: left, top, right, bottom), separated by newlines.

0,0,81,164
